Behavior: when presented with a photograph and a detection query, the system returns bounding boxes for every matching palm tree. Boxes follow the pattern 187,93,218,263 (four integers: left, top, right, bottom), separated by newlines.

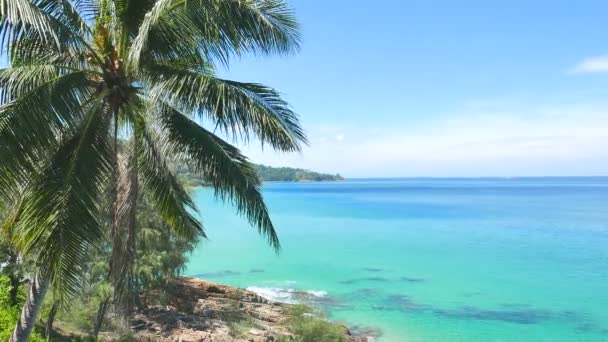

0,1,305,340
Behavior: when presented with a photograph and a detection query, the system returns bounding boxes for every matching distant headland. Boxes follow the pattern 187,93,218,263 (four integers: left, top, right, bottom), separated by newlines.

255,164,344,182
177,164,343,187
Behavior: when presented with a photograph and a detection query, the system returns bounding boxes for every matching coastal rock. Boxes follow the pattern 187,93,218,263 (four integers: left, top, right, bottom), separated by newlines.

117,277,371,342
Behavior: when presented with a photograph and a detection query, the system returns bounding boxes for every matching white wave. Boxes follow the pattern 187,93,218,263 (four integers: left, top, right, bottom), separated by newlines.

305,290,328,298
247,286,376,341
246,286,298,303
246,286,328,304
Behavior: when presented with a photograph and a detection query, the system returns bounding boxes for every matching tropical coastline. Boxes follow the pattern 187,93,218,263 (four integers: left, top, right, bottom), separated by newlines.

50,277,371,341
0,1,606,341
187,178,608,341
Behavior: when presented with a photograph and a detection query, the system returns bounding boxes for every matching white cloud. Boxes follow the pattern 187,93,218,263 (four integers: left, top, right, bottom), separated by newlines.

239,103,608,177
335,134,345,141
571,55,608,73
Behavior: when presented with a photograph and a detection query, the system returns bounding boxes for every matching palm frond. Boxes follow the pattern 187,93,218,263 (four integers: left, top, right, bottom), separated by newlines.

0,0,58,43
9,32,92,69
0,70,94,197
0,0,101,67
128,0,300,70
35,0,91,36
110,0,156,37
133,103,204,240
156,102,280,250
0,64,90,102
71,0,99,22
10,96,113,299
146,64,306,152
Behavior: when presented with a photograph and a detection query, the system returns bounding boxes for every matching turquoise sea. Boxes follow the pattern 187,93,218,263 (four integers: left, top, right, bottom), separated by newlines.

185,178,608,341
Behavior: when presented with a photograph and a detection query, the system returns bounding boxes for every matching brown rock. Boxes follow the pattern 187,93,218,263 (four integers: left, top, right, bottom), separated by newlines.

207,285,225,294
122,277,360,342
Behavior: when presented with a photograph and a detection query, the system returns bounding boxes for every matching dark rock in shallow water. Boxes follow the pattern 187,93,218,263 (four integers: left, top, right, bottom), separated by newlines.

366,277,389,282
575,323,597,332
385,295,429,312
340,276,424,284
433,307,591,324
376,294,592,327
348,325,383,339
193,270,240,278
288,290,351,309
400,276,425,283
346,288,382,297
500,303,532,308
339,277,389,285
432,306,562,324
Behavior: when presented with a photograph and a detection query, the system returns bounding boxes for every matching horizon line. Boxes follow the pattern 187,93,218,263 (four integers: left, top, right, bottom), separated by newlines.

339,175,608,179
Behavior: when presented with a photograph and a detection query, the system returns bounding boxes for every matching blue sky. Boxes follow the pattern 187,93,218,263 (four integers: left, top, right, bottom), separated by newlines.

219,0,608,177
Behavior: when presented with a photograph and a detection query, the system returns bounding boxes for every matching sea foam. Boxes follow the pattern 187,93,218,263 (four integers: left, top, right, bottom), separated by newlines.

246,286,328,304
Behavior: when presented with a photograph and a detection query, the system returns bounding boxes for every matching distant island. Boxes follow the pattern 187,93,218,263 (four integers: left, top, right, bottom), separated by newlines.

177,164,343,187
255,164,344,182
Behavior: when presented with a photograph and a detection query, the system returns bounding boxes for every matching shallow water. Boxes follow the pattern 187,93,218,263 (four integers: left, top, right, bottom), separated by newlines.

186,178,608,341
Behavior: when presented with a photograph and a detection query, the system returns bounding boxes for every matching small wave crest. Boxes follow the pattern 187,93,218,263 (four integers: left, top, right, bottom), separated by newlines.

246,286,328,304
247,286,379,341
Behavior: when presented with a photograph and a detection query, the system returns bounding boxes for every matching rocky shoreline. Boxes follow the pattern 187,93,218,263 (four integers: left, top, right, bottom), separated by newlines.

119,277,372,341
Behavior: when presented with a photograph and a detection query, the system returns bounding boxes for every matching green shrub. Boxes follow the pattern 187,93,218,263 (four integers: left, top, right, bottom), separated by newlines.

0,276,46,341
284,305,347,342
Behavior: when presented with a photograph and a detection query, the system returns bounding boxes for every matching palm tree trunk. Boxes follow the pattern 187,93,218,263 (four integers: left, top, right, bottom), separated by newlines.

10,272,49,342
45,301,60,340
110,151,138,316
93,298,110,339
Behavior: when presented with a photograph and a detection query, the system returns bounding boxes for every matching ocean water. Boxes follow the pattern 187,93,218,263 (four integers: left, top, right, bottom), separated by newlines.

185,178,608,341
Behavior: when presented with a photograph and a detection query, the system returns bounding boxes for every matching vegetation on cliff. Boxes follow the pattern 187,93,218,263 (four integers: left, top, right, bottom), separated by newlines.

177,163,344,186
255,164,344,182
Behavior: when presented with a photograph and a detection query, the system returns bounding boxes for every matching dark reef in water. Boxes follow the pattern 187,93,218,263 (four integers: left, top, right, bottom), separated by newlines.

346,288,382,297
369,294,602,332
375,295,428,312
193,270,240,278
348,325,383,339
274,289,352,310
339,277,389,285
400,276,425,283
432,307,555,324
340,274,425,285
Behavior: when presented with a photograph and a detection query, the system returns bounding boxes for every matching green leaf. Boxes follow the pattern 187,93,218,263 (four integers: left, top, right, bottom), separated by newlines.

156,103,280,250
133,102,204,240
146,64,307,152
11,96,113,299
128,0,300,70
0,70,93,197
